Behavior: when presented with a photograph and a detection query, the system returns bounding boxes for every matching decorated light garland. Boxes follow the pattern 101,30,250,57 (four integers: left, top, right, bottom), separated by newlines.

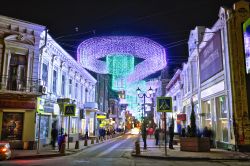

77,36,167,83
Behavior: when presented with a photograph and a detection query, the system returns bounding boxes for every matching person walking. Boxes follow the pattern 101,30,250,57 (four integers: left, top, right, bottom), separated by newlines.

51,126,58,150
154,128,160,145
169,124,174,149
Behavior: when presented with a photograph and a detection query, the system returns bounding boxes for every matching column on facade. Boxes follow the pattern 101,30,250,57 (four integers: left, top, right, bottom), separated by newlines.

2,49,11,89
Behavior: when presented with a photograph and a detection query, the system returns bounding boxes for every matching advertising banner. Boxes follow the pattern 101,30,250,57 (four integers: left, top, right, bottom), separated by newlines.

1,112,24,140
199,31,223,83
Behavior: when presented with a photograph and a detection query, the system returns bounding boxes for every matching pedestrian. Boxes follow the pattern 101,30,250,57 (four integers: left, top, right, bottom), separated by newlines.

181,128,186,137
148,127,154,138
85,130,89,140
51,126,58,150
154,128,160,145
169,124,174,149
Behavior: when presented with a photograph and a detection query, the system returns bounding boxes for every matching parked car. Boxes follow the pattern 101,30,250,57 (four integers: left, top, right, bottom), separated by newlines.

0,142,11,160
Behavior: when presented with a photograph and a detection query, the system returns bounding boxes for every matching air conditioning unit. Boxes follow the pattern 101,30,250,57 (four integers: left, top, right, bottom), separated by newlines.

39,85,47,94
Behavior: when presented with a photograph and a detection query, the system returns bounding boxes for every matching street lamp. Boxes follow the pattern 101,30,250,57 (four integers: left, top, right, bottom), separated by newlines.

136,86,153,149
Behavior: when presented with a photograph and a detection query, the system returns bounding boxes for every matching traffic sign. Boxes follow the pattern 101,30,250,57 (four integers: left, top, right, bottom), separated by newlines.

157,97,172,112
64,104,76,116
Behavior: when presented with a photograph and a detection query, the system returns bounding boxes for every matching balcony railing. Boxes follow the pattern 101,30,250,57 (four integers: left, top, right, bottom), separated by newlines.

0,75,41,94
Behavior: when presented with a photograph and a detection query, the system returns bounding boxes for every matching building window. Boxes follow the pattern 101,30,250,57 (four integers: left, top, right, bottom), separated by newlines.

8,54,27,91
85,88,88,102
62,74,65,96
81,84,83,103
203,100,212,129
42,63,48,86
192,61,197,89
53,70,57,94
69,79,72,98
75,83,78,100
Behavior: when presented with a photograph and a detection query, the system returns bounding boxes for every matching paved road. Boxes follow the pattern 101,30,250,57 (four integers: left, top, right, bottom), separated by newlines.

0,134,249,166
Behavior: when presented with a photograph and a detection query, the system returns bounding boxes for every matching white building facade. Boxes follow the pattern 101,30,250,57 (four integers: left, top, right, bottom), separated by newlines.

38,32,97,145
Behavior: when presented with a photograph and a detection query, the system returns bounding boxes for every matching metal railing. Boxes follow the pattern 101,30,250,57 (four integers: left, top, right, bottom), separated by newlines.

0,75,40,94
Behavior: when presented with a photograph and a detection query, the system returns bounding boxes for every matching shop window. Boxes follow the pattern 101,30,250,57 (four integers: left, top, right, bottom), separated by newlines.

216,96,228,142
36,115,50,139
204,100,212,128
71,117,78,134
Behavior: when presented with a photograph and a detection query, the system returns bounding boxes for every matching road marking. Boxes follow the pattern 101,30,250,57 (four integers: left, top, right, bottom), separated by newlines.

96,136,131,157
74,160,90,163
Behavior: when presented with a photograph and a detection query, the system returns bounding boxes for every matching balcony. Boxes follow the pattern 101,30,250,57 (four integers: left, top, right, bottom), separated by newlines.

0,75,42,97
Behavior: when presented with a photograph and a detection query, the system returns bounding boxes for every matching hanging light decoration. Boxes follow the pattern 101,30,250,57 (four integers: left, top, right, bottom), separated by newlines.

77,36,167,83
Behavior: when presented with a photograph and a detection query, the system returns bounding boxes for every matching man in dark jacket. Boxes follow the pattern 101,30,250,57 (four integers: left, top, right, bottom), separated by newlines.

51,127,58,150
169,124,174,149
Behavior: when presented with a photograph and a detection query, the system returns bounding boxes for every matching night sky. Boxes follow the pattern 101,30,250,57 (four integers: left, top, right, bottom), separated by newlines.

0,0,241,78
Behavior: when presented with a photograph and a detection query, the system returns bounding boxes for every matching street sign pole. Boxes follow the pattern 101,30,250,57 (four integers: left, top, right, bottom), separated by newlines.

164,112,167,156
157,97,172,157
37,113,41,154
68,116,70,149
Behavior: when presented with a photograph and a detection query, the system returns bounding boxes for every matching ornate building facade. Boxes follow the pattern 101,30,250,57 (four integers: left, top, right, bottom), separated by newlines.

0,15,45,149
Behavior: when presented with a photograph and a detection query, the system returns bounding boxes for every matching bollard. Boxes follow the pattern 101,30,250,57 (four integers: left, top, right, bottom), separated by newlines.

60,143,66,154
75,141,79,149
91,138,94,144
135,141,140,155
84,138,88,146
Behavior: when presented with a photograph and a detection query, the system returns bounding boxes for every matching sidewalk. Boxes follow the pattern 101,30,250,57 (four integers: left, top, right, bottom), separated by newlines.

11,134,123,160
131,136,250,161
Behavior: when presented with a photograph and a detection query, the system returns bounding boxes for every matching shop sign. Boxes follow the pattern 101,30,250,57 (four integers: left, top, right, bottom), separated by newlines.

57,98,70,103
183,99,191,106
199,31,223,83
177,114,186,121
0,99,36,109
37,97,44,114
64,104,76,116
53,104,60,115
157,97,172,112
192,94,198,102
97,114,106,119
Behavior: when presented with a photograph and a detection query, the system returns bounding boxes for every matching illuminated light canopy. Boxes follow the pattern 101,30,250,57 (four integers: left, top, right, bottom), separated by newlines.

107,54,135,91
106,54,134,76
77,36,167,83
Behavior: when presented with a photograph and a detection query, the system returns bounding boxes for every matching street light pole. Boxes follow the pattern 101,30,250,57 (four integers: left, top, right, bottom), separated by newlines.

137,87,153,150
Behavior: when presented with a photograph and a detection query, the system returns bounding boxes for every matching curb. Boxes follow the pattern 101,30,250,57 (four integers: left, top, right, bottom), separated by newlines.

131,153,250,161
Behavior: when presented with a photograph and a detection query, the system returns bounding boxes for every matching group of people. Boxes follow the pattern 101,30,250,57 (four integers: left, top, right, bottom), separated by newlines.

153,125,175,149
180,126,213,138
51,126,67,152
98,128,116,140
